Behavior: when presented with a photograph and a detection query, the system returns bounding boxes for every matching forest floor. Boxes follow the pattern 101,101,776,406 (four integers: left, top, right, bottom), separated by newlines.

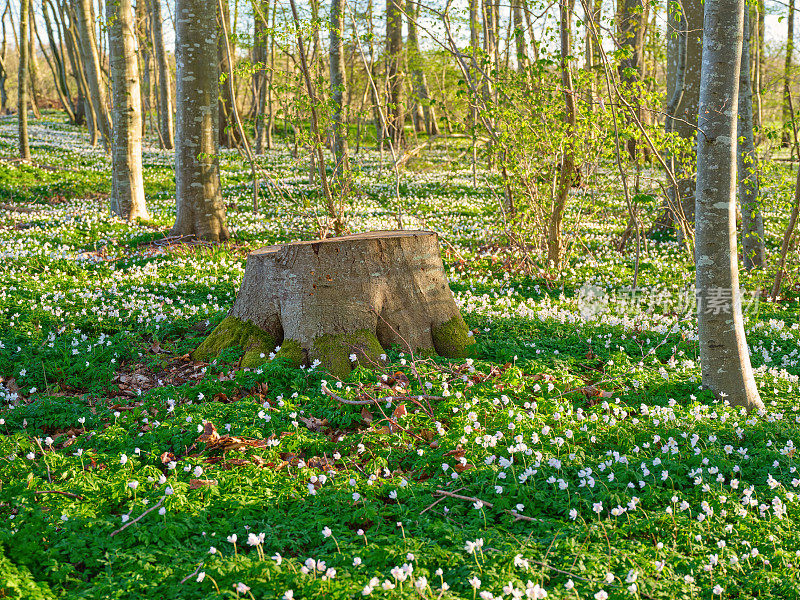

1,115,800,599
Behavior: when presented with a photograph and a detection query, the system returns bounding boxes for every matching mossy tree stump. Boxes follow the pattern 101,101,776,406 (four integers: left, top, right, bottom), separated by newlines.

193,230,476,378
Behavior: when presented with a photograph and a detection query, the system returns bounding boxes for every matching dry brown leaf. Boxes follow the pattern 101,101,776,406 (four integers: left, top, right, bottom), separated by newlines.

160,451,176,465
197,421,220,445
299,415,329,433
189,479,218,489
361,406,373,424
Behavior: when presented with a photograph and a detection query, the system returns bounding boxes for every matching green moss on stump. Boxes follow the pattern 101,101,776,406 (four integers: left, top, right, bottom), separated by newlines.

272,339,305,368
311,330,384,380
432,315,477,359
192,316,276,366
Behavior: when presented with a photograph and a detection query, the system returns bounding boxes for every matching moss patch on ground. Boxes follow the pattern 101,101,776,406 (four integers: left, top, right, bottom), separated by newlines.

192,316,276,366
432,314,477,359
311,330,384,379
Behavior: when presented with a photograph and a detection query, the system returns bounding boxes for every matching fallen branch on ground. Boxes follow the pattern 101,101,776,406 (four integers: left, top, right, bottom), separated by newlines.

321,383,443,406
33,490,84,500
433,489,544,522
109,496,165,537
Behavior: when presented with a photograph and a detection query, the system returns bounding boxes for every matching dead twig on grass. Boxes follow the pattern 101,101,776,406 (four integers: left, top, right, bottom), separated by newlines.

433,489,544,522
33,490,84,500
321,383,442,407
109,496,165,537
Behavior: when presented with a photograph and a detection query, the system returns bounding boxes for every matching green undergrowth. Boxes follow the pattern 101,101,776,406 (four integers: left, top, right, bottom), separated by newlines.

1,118,800,599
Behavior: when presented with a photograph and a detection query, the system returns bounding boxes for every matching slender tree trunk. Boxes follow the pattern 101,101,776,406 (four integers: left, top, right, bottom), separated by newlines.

783,0,795,147
18,0,30,159
108,0,148,221
406,0,438,136
266,1,275,149
151,0,174,148
0,2,11,114
695,0,762,410
512,0,528,72
28,6,41,120
217,0,240,147
754,0,765,133
547,0,576,267
41,0,77,123
617,0,648,159
75,0,112,147
253,0,269,154
385,0,404,147
172,0,230,241
671,0,703,230
738,10,765,270
330,0,349,177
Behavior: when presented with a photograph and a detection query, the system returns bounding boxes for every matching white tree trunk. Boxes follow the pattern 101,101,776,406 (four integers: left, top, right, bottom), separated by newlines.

172,0,230,242
737,9,765,270
151,0,174,149
75,0,112,148
108,0,148,221
695,0,763,410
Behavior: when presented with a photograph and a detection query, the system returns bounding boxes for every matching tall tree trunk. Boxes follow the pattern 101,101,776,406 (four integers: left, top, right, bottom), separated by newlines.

108,0,148,221
151,0,174,148
547,0,576,267
217,0,240,147
41,0,77,123
385,0,404,147
330,0,349,177
672,0,703,230
695,0,762,410
783,0,795,147
512,0,528,72
28,5,41,120
753,0,764,134
738,9,765,270
75,0,112,147
18,0,30,159
253,0,269,154
135,0,151,137
172,0,230,241
406,0,438,135
0,2,10,114
617,0,648,158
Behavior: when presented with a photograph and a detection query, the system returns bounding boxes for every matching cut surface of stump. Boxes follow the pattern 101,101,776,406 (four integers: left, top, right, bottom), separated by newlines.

193,230,476,378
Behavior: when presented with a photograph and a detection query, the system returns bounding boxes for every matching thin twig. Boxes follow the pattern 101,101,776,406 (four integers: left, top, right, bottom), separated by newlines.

322,383,442,406
33,490,85,500
109,496,164,537
179,563,203,584
433,489,544,522
420,485,466,514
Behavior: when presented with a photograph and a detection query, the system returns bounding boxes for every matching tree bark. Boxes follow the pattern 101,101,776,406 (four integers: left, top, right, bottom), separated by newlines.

18,0,30,160
673,0,704,229
330,0,349,177
108,0,148,221
172,0,230,242
75,0,112,148
151,0,174,149
217,0,241,148
407,0,439,136
547,0,576,268
695,0,762,410
385,0,404,147
737,9,765,270
783,0,795,147
193,231,476,379
253,0,269,154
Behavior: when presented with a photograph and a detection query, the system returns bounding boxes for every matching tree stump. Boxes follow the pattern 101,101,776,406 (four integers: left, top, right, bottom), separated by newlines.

193,231,476,378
